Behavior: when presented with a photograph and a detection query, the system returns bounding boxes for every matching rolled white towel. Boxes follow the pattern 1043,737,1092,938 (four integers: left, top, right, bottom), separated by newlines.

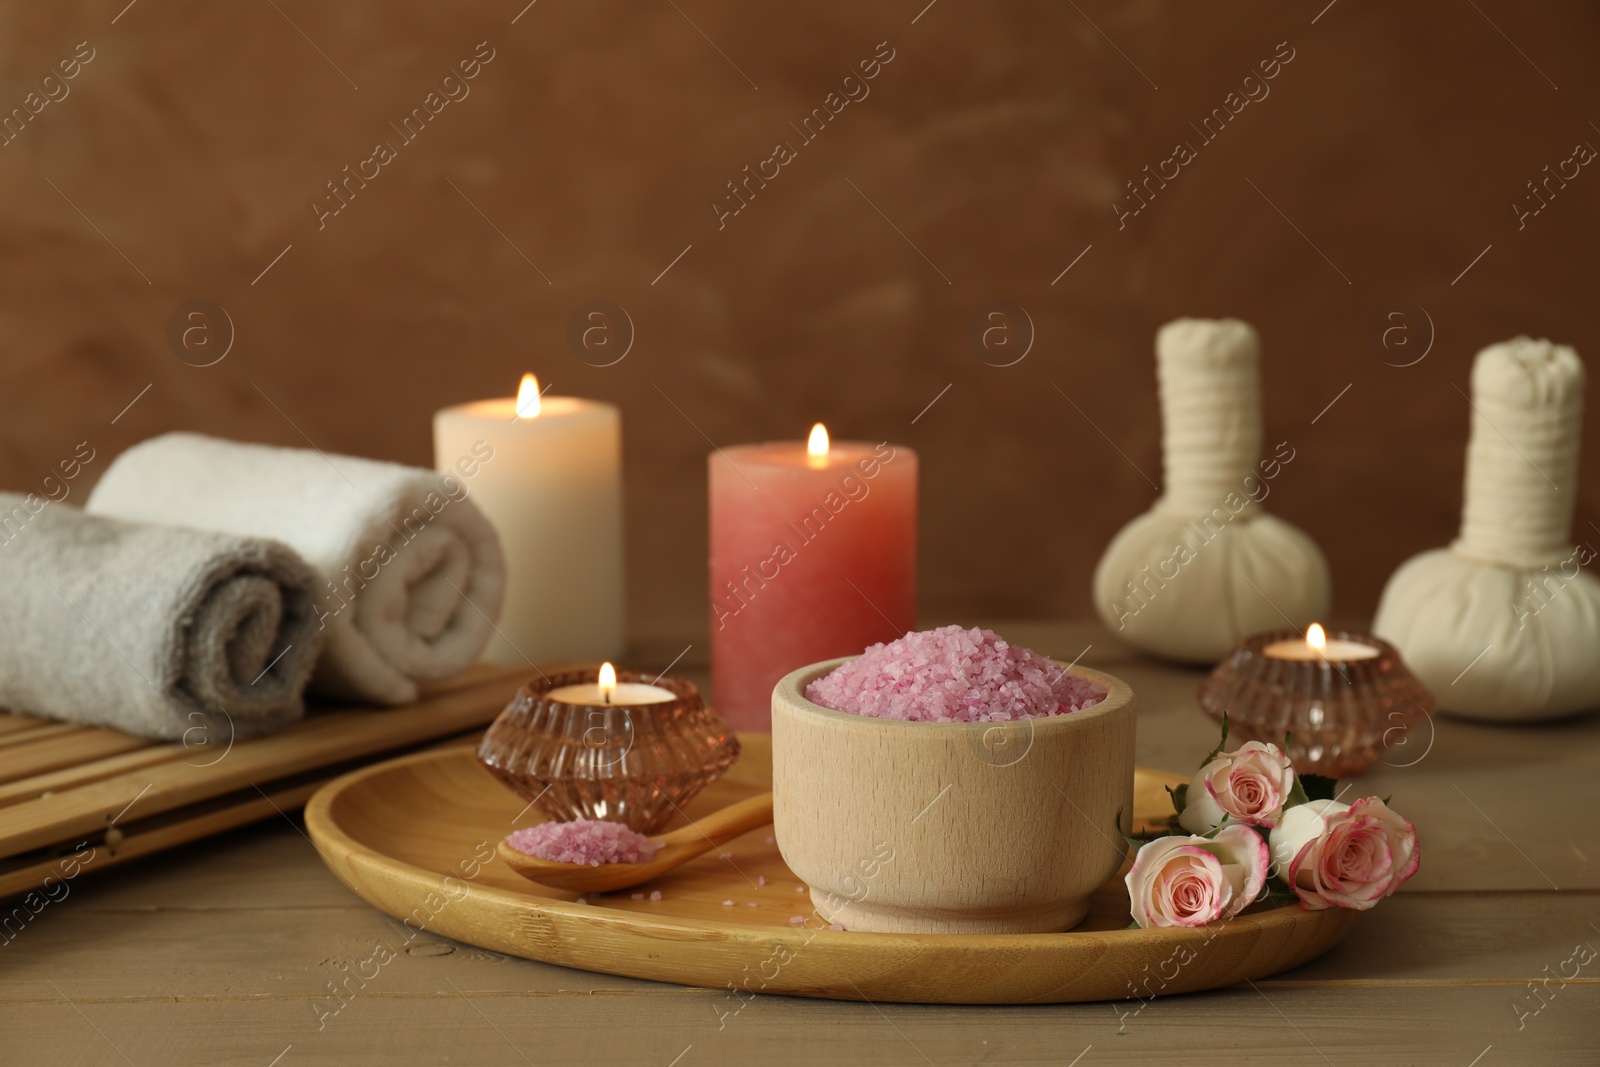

87,433,507,705
0,495,323,739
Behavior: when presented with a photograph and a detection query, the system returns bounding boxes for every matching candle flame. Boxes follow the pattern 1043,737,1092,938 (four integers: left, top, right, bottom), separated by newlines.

516,373,542,419
598,662,617,703
807,422,830,462
1306,623,1327,652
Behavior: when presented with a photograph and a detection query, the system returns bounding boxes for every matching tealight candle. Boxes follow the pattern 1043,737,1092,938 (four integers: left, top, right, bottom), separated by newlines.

477,666,741,833
709,424,917,730
1263,623,1381,663
545,663,675,706
1200,625,1432,776
433,373,624,666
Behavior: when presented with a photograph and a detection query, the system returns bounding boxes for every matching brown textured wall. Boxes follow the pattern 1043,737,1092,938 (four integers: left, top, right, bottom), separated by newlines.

2,1,1596,648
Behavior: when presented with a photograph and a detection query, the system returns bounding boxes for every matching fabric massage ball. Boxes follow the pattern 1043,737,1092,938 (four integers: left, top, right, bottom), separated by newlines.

1093,318,1332,664
1374,338,1600,722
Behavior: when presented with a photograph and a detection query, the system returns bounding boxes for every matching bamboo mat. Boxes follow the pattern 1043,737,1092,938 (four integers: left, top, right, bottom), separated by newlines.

0,663,535,898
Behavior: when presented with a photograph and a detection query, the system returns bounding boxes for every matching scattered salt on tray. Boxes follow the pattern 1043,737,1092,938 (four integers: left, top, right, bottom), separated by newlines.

804,625,1107,723
504,819,658,866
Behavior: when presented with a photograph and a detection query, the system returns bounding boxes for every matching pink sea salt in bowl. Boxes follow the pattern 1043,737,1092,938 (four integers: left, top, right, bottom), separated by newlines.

771,628,1136,935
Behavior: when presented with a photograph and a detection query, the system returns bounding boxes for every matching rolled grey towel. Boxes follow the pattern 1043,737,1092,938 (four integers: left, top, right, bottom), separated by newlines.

0,494,323,740
87,432,507,705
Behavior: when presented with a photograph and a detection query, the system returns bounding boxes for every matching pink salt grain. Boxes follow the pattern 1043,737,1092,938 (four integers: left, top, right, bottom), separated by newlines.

805,625,1107,723
649,890,662,902
504,819,658,866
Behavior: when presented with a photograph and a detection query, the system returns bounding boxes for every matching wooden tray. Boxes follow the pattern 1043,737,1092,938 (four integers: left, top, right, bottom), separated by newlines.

0,663,533,898
305,734,1359,1004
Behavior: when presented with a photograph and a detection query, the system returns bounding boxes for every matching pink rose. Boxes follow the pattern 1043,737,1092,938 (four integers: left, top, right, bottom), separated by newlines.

1178,740,1296,833
1126,824,1269,929
1268,797,1420,911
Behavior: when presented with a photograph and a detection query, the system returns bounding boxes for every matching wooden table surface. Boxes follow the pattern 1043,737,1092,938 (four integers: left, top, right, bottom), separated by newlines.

3,622,1596,1066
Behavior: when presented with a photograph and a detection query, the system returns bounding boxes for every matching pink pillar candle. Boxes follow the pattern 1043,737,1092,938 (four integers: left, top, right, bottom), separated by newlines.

709,430,917,729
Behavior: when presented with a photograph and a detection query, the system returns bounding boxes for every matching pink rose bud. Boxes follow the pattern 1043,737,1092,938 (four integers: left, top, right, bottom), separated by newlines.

1126,824,1269,929
1179,740,1296,834
1268,797,1420,910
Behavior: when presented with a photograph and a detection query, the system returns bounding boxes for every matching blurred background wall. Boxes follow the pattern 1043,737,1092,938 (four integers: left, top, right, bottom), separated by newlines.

1,0,1596,649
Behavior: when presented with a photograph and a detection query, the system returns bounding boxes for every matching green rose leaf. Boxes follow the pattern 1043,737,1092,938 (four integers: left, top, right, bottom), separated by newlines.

1261,881,1300,908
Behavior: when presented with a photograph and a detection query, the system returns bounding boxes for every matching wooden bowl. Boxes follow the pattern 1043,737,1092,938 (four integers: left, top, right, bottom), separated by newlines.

771,659,1135,935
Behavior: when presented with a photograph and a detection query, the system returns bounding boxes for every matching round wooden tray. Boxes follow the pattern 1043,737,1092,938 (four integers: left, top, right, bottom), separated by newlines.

304,735,1357,1004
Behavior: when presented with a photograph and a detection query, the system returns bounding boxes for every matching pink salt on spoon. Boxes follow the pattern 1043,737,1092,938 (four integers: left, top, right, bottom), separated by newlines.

496,791,775,894
505,820,659,866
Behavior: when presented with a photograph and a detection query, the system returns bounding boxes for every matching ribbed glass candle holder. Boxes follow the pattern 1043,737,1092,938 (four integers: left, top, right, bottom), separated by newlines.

476,668,740,833
1197,630,1435,776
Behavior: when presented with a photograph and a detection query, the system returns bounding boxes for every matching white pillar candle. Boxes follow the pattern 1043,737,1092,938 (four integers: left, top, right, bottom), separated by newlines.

434,374,624,666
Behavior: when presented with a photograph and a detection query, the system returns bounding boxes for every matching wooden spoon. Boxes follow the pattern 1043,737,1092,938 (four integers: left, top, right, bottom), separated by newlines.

496,791,775,894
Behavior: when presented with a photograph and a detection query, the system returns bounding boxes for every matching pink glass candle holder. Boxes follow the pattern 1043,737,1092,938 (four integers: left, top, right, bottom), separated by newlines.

476,668,740,833
1197,629,1435,776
